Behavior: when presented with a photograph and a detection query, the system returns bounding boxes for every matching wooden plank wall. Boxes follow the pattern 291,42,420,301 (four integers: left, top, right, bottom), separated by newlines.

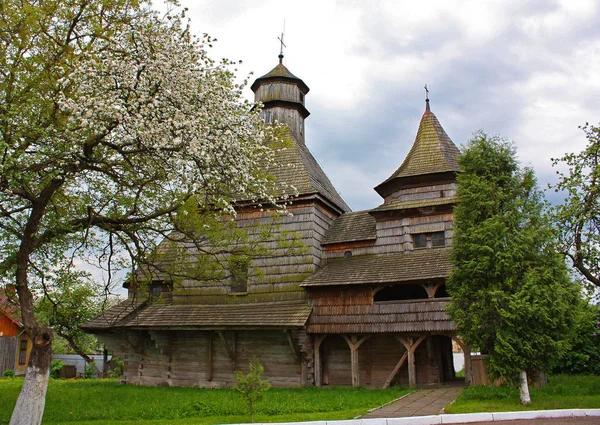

385,182,457,204
319,334,452,388
0,336,16,375
173,203,336,305
100,329,309,388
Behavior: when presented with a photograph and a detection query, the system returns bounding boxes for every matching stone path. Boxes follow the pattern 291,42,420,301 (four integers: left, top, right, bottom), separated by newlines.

362,387,464,418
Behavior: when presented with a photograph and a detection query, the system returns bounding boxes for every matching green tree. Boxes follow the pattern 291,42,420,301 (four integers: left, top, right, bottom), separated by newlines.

234,358,271,423
35,272,105,365
0,2,280,424
551,123,600,289
447,132,579,404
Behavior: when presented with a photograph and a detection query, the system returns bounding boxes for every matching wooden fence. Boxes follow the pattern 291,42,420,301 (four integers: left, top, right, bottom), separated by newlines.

0,336,16,376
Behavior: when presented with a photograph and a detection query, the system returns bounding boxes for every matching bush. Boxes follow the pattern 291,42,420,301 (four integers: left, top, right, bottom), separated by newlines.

84,361,97,378
50,360,64,379
108,357,124,378
2,369,14,378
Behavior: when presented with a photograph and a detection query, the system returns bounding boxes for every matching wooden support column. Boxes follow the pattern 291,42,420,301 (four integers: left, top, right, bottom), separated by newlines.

342,335,372,387
314,335,327,387
397,335,427,388
207,332,213,382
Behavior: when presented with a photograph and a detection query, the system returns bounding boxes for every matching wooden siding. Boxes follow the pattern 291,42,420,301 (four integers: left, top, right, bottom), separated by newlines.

171,203,337,305
99,329,312,388
385,182,457,205
0,313,19,337
0,336,16,376
261,105,305,144
317,334,453,387
308,297,455,334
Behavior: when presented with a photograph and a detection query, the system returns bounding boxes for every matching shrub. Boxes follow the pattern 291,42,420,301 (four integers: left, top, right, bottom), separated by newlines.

108,357,124,378
2,369,14,378
84,361,97,378
234,358,271,423
50,360,64,379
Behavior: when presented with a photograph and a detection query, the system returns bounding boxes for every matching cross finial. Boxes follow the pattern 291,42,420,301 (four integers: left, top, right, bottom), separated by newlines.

278,20,286,64
424,84,431,112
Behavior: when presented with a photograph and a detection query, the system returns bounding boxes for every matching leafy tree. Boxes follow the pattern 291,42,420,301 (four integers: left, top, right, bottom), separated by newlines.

551,123,600,289
0,1,280,424
234,358,271,423
35,272,105,364
447,132,579,404
552,302,600,375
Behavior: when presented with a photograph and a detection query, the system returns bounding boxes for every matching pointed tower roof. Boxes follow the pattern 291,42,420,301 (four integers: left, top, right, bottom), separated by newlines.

250,55,310,94
267,127,351,213
375,100,460,197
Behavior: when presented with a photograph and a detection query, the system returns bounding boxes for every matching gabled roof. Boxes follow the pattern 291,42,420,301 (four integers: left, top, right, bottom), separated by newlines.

0,292,22,328
251,60,310,94
268,127,351,213
301,248,451,287
375,103,460,196
322,210,376,245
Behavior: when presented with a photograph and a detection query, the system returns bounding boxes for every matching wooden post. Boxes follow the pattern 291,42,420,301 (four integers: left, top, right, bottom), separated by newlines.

397,335,427,388
342,335,372,387
207,332,213,382
407,349,417,387
314,335,327,387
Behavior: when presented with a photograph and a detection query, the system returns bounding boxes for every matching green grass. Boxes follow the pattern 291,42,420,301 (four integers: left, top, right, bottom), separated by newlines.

0,378,409,425
446,374,600,414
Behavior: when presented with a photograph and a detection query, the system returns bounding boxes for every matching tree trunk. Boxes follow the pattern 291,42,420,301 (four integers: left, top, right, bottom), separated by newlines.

10,330,52,425
519,369,531,405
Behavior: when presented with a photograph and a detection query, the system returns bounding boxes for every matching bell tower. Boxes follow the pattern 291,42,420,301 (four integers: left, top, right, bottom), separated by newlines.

250,53,310,144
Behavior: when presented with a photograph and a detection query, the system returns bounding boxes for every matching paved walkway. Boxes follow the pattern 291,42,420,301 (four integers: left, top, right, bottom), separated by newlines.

362,387,464,418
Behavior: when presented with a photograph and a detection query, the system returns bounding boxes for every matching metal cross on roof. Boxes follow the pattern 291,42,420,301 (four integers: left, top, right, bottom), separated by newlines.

424,84,429,101
278,20,286,63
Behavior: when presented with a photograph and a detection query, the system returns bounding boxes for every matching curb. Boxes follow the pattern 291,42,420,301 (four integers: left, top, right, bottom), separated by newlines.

249,409,600,425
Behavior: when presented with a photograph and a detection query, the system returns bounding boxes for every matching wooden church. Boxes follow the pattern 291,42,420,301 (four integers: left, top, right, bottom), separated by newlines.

83,53,472,389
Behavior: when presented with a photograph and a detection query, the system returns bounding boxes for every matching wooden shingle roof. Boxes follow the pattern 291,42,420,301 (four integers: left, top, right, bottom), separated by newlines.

371,196,457,213
322,210,376,245
120,300,312,329
81,299,147,331
375,106,460,196
251,62,310,94
268,127,351,213
301,248,451,287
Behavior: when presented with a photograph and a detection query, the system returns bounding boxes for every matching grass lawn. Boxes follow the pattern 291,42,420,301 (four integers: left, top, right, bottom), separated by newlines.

0,378,410,425
446,374,600,414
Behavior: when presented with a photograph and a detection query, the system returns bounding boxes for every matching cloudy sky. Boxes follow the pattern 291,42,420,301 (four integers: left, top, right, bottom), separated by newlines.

175,0,599,211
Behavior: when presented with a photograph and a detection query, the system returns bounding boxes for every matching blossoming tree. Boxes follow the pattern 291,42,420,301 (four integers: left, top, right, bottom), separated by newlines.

0,1,279,424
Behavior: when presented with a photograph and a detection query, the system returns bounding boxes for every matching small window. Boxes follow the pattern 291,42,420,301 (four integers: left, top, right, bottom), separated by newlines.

414,233,427,248
230,256,250,293
432,232,445,247
18,339,27,364
413,231,446,249
265,110,271,123
268,84,275,96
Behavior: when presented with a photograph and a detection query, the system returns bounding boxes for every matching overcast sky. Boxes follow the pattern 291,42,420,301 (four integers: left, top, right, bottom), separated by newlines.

171,0,600,211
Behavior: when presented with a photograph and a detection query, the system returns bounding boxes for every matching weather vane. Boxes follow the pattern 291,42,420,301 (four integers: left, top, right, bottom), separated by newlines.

278,20,286,63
